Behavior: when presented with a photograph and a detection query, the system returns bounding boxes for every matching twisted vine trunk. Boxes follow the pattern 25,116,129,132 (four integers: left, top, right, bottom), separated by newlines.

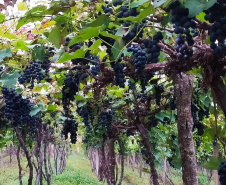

136,123,159,185
14,127,33,185
172,73,198,185
107,138,116,185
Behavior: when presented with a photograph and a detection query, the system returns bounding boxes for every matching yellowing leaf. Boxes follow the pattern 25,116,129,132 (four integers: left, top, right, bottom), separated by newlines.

39,20,56,30
17,2,28,11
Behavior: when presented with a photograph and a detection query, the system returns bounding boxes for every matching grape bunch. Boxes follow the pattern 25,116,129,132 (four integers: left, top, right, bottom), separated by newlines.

102,1,113,14
169,96,176,110
112,0,122,6
127,45,147,72
154,84,164,106
142,32,163,64
175,34,194,60
77,106,92,132
98,111,114,138
123,22,145,44
166,1,196,34
204,1,226,57
62,115,78,144
1,87,33,126
117,2,139,18
62,72,80,113
112,62,126,88
18,60,45,89
140,72,154,93
218,161,226,185
90,64,100,76
191,104,205,136
41,51,52,82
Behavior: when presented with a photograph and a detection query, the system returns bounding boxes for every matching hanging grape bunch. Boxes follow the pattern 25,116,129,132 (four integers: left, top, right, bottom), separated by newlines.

166,1,197,60
62,116,78,144
204,1,226,57
142,31,163,64
218,161,226,185
102,1,113,14
1,87,32,126
112,62,126,88
18,60,45,89
97,111,114,138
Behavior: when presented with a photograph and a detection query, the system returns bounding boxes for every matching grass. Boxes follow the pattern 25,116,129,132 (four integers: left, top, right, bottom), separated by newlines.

0,151,213,185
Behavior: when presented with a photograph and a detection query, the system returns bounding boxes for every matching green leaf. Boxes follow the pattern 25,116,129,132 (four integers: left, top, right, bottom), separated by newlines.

130,0,150,8
0,13,5,23
136,6,154,22
34,46,45,61
155,111,169,121
47,104,57,111
100,31,120,40
0,71,20,88
48,26,61,48
196,12,206,22
17,6,47,29
85,15,110,28
154,0,167,8
74,95,87,101
30,102,45,116
13,40,29,50
0,49,12,62
202,156,225,170
58,49,86,63
111,38,125,61
69,27,100,46
184,0,216,17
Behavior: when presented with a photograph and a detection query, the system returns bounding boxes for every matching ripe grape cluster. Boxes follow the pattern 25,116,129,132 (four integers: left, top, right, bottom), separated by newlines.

62,72,80,113
166,1,196,34
154,84,164,106
112,62,126,88
218,161,226,185
142,32,163,64
123,22,145,44
18,60,45,89
169,96,176,110
90,64,100,76
102,1,113,14
62,115,78,144
140,72,154,93
204,1,226,57
127,45,147,72
117,2,139,18
175,34,194,60
166,1,196,59
1,87,32,126
77,106,92,132
98,111,114,138
41,51,52,82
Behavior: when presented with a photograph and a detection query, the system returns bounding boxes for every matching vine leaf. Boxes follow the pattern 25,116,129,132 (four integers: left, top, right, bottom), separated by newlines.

111,38,125,61
202,156,225,170
0,13,5,23
154,0,167,8
69,27,100,46
34,46,45,61
130,0,150,8
184,0,217,17
48,26,61,48
16,5,47,29
84,15,110,28
0,71,20,88
0,49,12,62
30,102,45,116
58,49,86,63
